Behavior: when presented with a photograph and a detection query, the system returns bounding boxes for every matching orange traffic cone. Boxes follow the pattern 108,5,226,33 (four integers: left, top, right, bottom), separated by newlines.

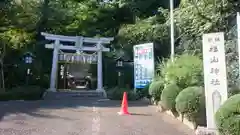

118,92,130,115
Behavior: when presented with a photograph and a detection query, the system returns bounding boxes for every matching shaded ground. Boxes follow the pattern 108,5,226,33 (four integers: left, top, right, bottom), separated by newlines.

0,98,195,135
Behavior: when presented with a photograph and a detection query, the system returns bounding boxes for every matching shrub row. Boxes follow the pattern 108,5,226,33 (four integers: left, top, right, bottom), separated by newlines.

106,87,140,101
146,53,240,134
146,54,206,129
148,81,206,128
107,52,240,134
0,85,45,101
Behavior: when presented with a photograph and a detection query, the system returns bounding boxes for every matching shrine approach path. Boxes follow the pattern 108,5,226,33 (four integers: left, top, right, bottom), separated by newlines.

0,98,195,135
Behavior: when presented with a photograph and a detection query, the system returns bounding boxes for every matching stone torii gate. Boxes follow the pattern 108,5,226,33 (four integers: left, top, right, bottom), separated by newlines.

41,32,114,93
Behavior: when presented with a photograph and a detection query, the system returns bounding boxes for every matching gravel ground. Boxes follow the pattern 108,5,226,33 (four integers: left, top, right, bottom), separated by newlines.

0,98,195,135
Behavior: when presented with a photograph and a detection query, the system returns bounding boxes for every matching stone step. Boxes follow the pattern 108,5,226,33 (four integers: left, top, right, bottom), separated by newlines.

43,90,106,100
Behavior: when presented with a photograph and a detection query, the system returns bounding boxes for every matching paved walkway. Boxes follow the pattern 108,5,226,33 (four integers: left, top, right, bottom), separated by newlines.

0,98,194,135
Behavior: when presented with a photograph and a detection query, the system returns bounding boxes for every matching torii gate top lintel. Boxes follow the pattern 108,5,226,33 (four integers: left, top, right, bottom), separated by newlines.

41,32,114,44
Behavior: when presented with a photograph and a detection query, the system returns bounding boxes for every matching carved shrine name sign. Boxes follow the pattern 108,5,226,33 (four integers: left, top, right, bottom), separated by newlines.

202,32,228,129
58,53,97,64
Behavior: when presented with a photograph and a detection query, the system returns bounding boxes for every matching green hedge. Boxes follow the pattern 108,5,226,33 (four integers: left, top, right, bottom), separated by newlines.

106,87,138,101
149,80,164,102
161,83,181,111
215,94,240,135
136,83,151,99
175,86,206,127
0,85,45,101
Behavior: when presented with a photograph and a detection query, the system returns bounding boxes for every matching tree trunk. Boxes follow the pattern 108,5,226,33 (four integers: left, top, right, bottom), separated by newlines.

0,42,6,91
1,61,5,91
36,0,50,40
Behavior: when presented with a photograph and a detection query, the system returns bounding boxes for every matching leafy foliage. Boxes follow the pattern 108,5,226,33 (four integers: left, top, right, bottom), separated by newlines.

160,53,203,89
176,0,233,36
1,0,240,104
215,94,240,135
0,85,45,101
117,8,170,58
174,0,234,51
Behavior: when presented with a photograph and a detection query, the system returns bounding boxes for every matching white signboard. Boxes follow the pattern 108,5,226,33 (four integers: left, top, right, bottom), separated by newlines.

202,32,228,129
133,43,154,88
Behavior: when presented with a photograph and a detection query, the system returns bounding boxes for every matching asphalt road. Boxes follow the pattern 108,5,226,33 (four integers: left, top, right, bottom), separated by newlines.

0,98,195,135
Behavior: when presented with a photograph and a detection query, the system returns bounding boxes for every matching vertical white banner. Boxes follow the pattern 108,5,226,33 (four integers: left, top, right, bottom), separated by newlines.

237,12,240,79
202,32,228,129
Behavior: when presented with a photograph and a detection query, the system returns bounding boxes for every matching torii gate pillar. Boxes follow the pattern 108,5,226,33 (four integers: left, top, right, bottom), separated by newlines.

49,40,59,92
96,42,104,92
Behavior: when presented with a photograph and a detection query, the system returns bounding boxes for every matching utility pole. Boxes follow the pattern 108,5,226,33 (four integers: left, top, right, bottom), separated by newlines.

170,0,174,62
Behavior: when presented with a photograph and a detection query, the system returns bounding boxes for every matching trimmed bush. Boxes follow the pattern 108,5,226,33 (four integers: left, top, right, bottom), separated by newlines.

106,87,138,101
161,54,203,89
161,83,181,111
175,86,206,127
149,80,164,102
215,94,240,135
